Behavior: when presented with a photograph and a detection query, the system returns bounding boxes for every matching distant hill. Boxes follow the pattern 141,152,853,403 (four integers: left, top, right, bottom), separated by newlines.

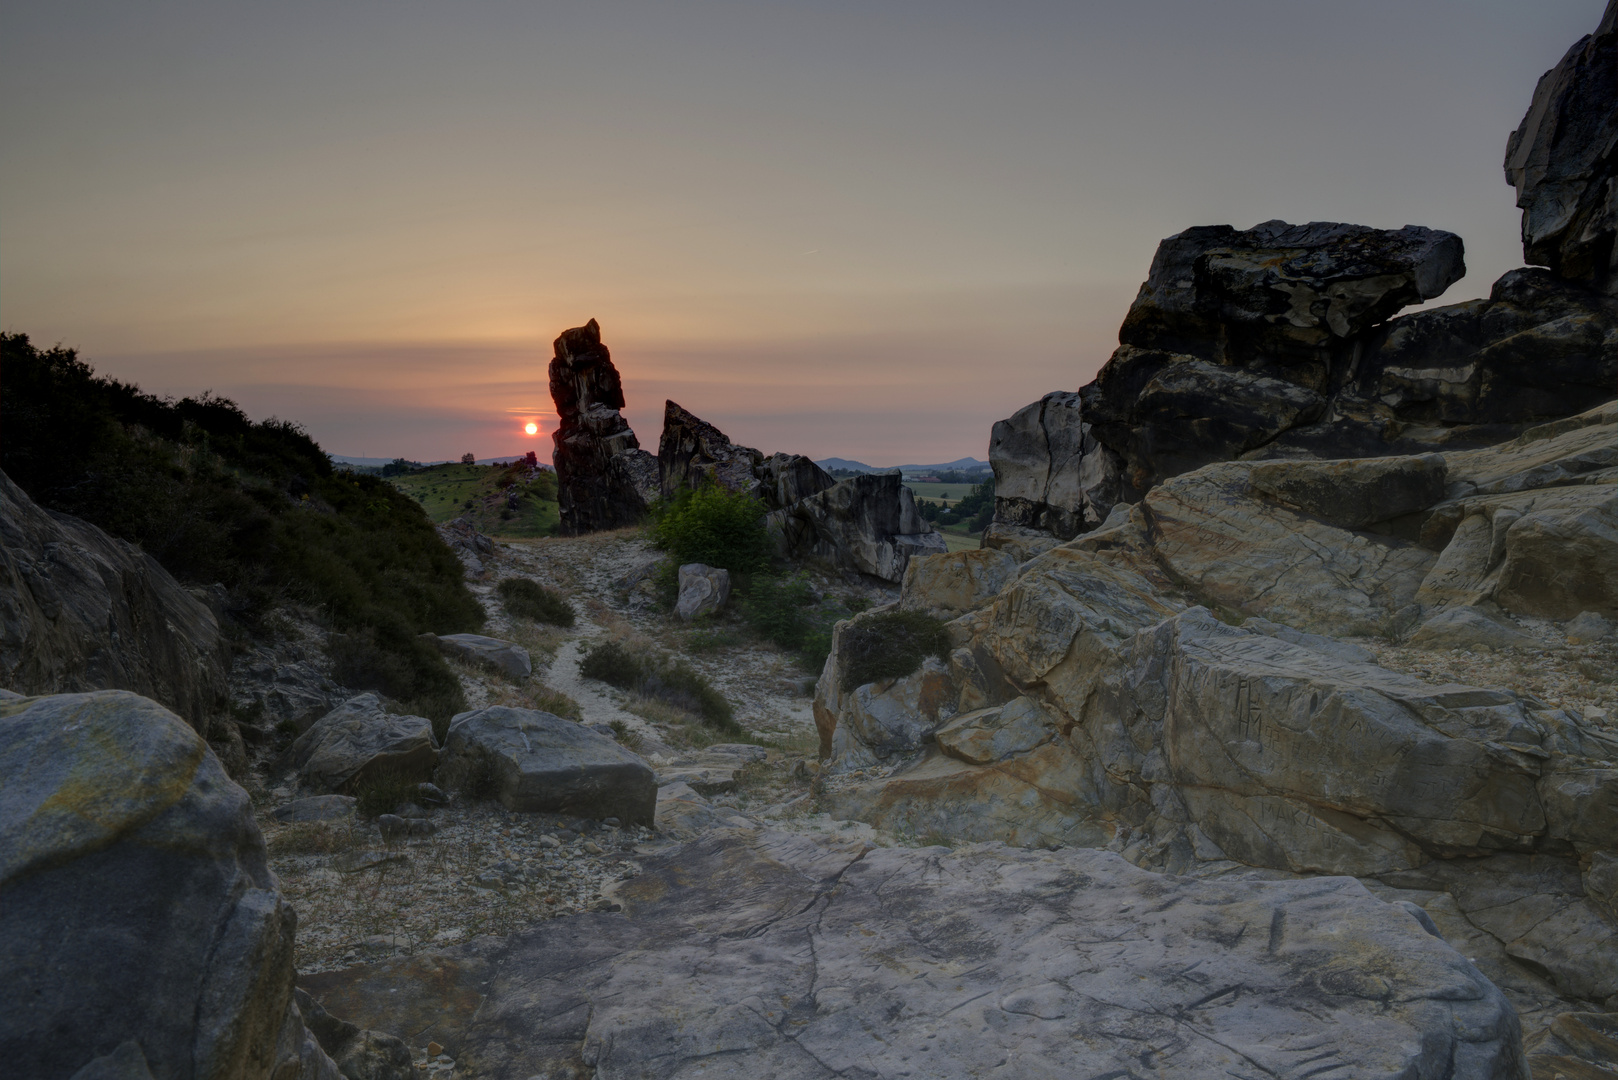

329,454,538,467
815,456,990,475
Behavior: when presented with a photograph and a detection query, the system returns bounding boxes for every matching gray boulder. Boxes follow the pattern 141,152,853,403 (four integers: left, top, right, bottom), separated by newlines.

286,694,438,794
435,706,657,824
1409,606,1537,651
1506,0,1618,293
294,829,1526,1078
427,632,532,681
674,563,730,621
0,690,346,1080
988,391,1120,541
1568,610,1618,643
0,469,227,734
549,319,660,535
766,472,946,584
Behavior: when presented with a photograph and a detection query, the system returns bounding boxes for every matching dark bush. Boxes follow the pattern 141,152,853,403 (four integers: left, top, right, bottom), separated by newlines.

0,333,480,729
497,577,576,627
329,630,466,741
740,573,818,650
839,611,952,691
581,639,736,731
649,482,771,573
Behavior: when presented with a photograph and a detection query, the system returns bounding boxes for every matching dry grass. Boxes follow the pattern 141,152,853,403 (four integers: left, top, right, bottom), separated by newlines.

485,679,583,721
267,821,358,856
502,620,570,663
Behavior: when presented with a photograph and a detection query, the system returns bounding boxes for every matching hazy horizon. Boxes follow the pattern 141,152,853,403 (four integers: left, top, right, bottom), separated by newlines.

3,1,1607,464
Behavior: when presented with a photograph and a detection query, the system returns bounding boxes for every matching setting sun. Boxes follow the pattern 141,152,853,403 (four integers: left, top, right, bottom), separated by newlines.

524,422,538,435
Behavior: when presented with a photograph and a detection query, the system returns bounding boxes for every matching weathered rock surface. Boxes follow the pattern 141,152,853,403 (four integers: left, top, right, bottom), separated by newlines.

0,468,227,733
292,987,416,1080
1410,606,1538,651
767,472,946,584
1506,0,1618,293
437,518,496,577
434,706,657,825
674,563,730,621
287,694,439,794
657,399,768,501
426,632,532,681
653,742,767,796
296,828,1527,1078
549,320,660,534
988,391,1120,541
0,690,349,1080
898,547,1017,620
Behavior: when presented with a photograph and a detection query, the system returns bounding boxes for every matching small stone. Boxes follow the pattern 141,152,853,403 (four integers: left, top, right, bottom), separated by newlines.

426,1041,443,1056
555,829,578,843
602,817,621,828
583,841,604,855
415,782,450,805
539,835,561,849
377,815,409,845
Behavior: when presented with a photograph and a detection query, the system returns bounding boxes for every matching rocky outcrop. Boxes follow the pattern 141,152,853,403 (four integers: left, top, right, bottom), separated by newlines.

657,400,768,501
766,472,947,583
0,468,227,733
549,320,660,534
815,403,1618,1035
287,693,439,794
674,563,730,621
990,4,1618,550
295,827,1526,1078
437,518,496,577
434,706,658,824
1506,0,1618,293
0,690,351,1080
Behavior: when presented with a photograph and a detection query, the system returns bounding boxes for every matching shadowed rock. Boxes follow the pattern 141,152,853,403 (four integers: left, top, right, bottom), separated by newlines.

0,468,227,734
548,320,659,534
1506,0,1618,293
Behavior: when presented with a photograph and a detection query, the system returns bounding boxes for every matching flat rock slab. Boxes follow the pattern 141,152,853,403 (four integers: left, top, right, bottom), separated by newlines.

430,633,533,681
287,693,438,794
436,706,657,825
299,829,1524,1079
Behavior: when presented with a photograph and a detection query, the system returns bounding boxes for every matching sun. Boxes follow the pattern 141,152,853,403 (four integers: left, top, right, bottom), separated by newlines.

524,422,539,435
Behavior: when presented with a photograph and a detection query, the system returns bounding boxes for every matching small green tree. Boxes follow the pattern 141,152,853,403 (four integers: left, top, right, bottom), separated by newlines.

650,483,771,572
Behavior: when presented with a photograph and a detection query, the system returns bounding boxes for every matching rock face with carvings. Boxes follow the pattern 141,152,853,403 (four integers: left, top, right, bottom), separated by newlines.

0,468,228,733
296,828,1527,1079
549,319,660,534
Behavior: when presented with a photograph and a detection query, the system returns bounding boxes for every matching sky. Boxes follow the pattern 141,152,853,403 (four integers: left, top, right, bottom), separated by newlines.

1,1,1608,466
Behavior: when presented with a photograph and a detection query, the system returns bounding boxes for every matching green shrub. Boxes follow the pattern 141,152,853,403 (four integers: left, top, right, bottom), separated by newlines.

581,639,737,731
839,611,952,691
328,629,466,741
649,483,771,573
740,573,817,650
497,577,576,627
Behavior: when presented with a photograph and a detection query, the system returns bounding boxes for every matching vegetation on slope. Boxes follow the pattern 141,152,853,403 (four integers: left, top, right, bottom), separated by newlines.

388,460,560,537
0,332,481,723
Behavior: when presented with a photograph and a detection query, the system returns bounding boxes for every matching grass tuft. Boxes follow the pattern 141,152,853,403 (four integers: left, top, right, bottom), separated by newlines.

497,577,576,627
582,639,737,731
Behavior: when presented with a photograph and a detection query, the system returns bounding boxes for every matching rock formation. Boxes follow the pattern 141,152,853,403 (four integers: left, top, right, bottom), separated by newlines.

286,693,439,794
990,3,1618,550
0,467,228,733
296,828,1526,1077
1507,0,1618,293
548,319,660,534
814,399,1618,1037
0,689,406,1080
766,471,947,582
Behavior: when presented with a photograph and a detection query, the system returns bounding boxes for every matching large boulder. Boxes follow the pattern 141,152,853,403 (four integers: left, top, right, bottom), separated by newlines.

548,319,660,535
987,391,1121,541
295,828,1527,1078
434,705,657,825
766,472,946,584
0,468,227,733
0,690,346,1079
286,694,439,794
898,547,1018,620
1506,0,1618,293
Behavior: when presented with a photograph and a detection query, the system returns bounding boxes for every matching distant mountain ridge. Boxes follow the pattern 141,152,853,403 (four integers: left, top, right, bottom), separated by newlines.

816,456,990,475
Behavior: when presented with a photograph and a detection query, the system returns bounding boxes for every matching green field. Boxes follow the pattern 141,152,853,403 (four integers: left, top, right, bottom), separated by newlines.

940,530,982,553
389,462,561,538
905,481,973,505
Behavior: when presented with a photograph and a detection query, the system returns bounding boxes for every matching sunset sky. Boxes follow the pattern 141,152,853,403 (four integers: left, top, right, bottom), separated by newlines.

2,1,1606,465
